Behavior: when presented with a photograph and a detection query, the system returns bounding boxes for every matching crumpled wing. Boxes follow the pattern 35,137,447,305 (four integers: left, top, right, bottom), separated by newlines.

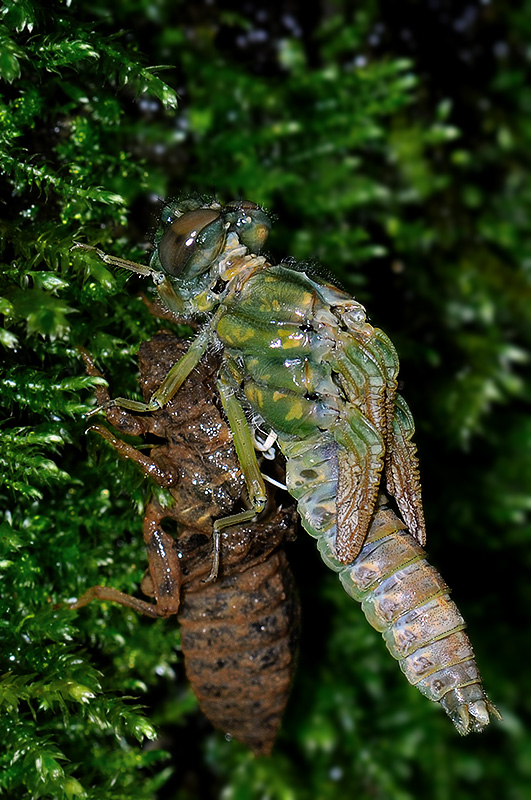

386,394,426,546
334,407,385,563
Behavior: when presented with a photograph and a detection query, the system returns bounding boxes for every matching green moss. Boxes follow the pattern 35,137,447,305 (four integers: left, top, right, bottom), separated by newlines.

1,1,529,798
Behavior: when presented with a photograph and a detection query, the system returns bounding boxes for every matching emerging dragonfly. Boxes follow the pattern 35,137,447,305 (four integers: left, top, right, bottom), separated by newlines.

74,197,499,734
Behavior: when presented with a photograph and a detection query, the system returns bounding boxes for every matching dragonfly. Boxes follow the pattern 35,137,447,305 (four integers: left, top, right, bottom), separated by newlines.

73,197,500,734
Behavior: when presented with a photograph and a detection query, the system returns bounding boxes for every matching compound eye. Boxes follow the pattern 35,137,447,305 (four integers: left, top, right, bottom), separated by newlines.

223,200,271,253
158,208,225,277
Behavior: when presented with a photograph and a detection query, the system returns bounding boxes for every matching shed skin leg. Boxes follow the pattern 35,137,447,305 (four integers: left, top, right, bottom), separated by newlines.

71,351,184,616
68,449,183,617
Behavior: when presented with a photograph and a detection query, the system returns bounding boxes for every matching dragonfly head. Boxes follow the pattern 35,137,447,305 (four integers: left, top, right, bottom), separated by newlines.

150,199,271,282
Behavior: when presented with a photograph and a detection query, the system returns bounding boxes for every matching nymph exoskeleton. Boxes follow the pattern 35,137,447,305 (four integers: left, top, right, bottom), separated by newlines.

72,334,300,755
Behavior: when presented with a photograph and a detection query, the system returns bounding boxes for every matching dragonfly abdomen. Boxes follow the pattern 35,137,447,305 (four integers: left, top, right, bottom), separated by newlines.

327,498,499,733
281,432,339,544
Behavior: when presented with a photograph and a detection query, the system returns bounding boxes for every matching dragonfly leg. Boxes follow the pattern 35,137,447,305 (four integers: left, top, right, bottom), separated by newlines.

70,242,156,277
216,368,268,517
202,369,268,583
92,322,216,415
80,347,150,435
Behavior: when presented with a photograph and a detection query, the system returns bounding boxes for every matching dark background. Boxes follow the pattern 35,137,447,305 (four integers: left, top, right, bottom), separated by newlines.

1,1,530,798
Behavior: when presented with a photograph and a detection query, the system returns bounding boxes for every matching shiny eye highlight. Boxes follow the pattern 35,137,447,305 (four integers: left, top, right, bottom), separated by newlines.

158,208,225,278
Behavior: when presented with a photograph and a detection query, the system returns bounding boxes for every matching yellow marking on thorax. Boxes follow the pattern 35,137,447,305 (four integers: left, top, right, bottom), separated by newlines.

272,392,305,421
298,291,315,311
247,385,264,407
222,322,256,345
285,399,305,421
258,297,283,313
278,329,305,350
